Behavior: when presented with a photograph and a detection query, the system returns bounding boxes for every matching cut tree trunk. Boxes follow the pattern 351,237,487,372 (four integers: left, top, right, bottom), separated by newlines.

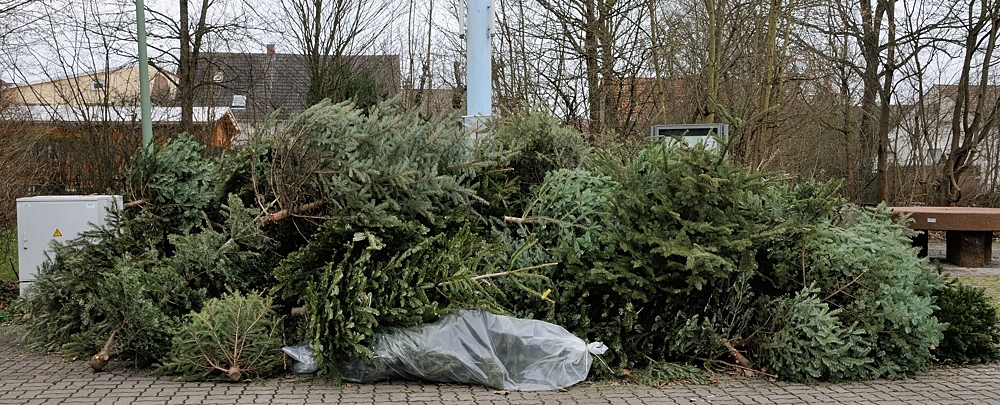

89,330,118,372
123,199,147,209
261,201,326,225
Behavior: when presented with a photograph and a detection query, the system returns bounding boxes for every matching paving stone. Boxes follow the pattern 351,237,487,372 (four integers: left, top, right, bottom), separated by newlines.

9,325,1000,404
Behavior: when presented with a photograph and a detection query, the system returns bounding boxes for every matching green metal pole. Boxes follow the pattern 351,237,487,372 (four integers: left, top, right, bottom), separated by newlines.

136,0,153,147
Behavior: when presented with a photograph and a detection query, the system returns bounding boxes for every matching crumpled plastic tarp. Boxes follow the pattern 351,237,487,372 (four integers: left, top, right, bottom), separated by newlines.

281,343,321,374
340,310,607,391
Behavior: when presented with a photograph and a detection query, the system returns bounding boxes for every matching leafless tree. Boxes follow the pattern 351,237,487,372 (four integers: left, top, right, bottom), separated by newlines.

145,0,261,137
791,0,950,202
0,0,42,45
2,1,153,193
931,0,1000,204
281,0,397,106
488,0,650,136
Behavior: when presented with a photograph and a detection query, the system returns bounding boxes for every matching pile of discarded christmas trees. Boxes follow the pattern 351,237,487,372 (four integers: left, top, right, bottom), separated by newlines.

20,100,1000,384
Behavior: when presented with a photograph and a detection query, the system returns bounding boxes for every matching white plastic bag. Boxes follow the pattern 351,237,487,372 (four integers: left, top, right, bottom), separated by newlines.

281,343,321,374
340,310,606,391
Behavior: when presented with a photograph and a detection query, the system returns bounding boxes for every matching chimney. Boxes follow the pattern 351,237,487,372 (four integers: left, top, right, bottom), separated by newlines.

266,44,276,61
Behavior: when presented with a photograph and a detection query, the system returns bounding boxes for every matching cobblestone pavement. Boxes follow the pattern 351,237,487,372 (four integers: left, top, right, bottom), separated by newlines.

5,326,1000,404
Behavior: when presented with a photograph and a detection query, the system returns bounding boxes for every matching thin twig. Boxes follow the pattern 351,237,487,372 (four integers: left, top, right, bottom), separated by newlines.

503,216,527,224
698,357,778,380
823,271,866,302
421,262,558,290
470,262,558,282
801,248,807,287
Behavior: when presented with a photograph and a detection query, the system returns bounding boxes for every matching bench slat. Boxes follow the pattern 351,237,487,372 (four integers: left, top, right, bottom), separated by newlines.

889,207,1000,232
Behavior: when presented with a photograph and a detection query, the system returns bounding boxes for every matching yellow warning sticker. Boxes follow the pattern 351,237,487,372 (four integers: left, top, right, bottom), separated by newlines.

53,229,63,237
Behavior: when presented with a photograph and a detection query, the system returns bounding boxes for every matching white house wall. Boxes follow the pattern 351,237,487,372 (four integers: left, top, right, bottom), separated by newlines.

888,86,993,188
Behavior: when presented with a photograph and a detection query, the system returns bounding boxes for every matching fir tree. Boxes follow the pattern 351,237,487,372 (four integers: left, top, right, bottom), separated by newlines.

159,291,284,381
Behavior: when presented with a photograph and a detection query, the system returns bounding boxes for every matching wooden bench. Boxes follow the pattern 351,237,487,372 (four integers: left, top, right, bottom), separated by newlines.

889,206,1000,267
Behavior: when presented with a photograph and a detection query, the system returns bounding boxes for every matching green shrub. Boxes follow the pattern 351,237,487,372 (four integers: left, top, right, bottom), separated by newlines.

498,168,619,323
274,219,546,373
263,100,519,372
124,133,216,240
506,141,948,381
933,279,1000,364
482,109,590,216
159,291,284,381
0,229,16,282
0,278,16,308
492,110,588,188
597,143,777,368
23,234,188,364
760,205,944,379
19,103,979,384
0,296,22,324
506,143,780,373
266,100,481,228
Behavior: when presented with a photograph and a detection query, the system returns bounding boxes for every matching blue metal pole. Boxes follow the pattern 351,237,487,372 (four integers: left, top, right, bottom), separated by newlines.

465,0,492,128
136,0,153,147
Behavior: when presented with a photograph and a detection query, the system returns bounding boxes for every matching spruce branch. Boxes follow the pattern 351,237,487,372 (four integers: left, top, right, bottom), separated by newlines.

421,262,558,290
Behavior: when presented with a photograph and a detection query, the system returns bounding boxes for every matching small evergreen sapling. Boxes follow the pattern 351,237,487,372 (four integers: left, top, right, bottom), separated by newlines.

159,291,283,381
933,279,1000,364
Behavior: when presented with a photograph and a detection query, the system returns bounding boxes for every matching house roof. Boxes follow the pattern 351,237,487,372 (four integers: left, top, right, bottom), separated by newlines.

930,84,1000,112
194,49,400,122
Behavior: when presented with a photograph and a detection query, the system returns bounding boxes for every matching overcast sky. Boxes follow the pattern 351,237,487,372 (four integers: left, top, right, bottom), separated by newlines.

2,0,463,86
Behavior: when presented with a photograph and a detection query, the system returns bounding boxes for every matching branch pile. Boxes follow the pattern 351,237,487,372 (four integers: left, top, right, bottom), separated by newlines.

498,143,954,381
18,104,1000,383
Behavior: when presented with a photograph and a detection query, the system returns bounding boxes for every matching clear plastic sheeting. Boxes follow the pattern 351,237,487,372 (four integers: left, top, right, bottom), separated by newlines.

281,343,321,374
340,310,606,391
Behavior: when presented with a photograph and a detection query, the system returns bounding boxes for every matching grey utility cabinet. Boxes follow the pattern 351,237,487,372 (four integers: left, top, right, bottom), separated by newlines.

651,124,729,151
16,195,122,296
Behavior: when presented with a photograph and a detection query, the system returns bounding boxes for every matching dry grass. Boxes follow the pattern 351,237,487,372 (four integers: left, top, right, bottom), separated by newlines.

0,229,15,281
952,276,1000,311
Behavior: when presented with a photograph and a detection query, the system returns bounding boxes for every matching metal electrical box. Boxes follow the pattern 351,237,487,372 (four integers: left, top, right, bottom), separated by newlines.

15,195,122,296
651,124,729,151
